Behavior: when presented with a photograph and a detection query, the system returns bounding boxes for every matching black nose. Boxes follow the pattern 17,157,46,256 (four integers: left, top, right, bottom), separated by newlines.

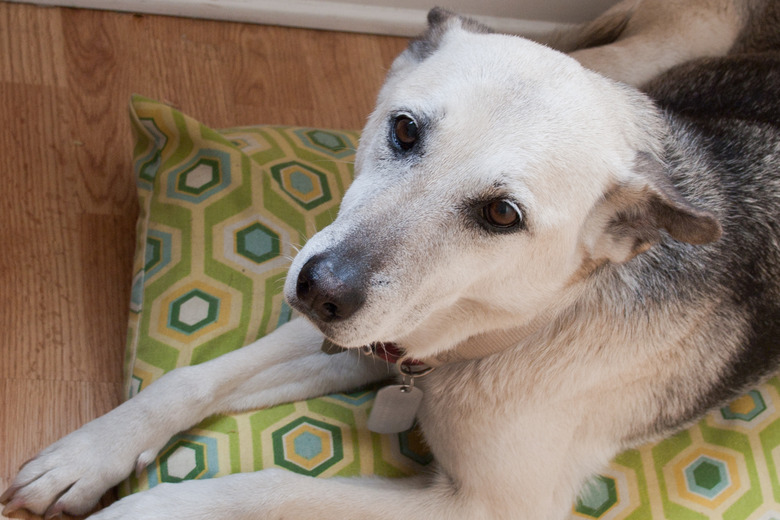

295,254,365,322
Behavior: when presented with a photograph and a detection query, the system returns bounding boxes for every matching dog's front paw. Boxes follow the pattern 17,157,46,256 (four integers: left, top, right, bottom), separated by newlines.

1,434,110,517
1,413,169,518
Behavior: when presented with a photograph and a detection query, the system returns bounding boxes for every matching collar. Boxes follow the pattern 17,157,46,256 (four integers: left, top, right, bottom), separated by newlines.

367,342,426,366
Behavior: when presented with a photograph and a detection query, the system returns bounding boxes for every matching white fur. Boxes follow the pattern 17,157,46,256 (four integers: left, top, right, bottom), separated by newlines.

2,4,744,519
285,30,664,362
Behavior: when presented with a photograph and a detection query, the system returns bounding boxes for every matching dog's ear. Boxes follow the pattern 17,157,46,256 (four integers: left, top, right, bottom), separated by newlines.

585,153,722,264
408,8,494,61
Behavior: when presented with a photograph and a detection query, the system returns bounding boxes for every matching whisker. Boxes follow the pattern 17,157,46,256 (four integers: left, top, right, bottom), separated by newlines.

309,157,357,167
272,278,288,291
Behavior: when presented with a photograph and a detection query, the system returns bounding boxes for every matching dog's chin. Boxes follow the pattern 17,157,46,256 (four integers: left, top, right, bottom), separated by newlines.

298,314,377,349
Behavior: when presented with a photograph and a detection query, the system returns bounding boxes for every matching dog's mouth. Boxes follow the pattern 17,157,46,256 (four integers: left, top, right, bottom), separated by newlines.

321,337,428,368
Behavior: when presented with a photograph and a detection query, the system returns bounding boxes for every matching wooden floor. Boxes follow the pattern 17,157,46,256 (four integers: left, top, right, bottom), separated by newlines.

0,3,406,517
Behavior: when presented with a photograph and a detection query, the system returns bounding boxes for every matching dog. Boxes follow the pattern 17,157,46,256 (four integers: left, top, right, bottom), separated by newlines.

3,1,779,518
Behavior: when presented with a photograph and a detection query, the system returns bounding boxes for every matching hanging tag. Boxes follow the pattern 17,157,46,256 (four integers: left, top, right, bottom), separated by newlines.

367,383,423,434
321,338,348,355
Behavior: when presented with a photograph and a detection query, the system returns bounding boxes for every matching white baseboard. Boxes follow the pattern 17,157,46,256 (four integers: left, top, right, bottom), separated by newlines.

7,0,569,37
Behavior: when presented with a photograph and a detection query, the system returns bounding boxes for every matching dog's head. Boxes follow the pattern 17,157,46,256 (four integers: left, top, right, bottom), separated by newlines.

284,9,721,359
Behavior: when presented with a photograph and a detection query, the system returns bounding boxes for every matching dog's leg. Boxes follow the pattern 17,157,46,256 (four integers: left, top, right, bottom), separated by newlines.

1,318,390,518
84,392,611,520
568,0,744,86
86,471,457,520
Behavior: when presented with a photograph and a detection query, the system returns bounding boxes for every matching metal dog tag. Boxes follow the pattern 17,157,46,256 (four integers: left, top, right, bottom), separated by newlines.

367,384,423,434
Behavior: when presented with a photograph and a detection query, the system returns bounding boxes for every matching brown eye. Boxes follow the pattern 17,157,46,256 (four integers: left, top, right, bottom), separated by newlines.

393,115,418,150
483,200,522,229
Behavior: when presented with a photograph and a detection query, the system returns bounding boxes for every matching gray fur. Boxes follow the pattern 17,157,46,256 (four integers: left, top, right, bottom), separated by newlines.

731,0,780,53
384,0,780,466
609,25,780,434
407,7,493,61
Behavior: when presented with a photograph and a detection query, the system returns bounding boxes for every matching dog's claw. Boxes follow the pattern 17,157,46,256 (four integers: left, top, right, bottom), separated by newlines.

2,496,23,517
44,501,65,519
0,484,17,504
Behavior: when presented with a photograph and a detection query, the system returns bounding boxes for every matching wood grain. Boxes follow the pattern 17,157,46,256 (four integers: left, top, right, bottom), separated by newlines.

0,4,407,518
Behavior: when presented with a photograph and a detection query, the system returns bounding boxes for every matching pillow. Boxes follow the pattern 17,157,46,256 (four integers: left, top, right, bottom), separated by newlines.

122,96,780,519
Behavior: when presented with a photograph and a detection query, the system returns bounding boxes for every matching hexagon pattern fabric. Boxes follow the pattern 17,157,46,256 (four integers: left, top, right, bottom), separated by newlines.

123,96,431,498
123,96,780,518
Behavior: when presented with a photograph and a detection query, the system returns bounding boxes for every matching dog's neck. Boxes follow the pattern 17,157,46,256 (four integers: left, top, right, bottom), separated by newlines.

351,305,562,370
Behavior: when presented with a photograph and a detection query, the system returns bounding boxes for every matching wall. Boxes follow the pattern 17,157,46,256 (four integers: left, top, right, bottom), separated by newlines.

7,0,620,36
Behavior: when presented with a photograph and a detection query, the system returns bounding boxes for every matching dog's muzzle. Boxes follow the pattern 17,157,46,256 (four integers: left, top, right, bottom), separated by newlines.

294,253,367,323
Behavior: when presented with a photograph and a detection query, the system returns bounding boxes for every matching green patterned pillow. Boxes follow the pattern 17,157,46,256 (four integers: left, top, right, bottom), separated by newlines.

122,96,780,519
121,95,432,497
